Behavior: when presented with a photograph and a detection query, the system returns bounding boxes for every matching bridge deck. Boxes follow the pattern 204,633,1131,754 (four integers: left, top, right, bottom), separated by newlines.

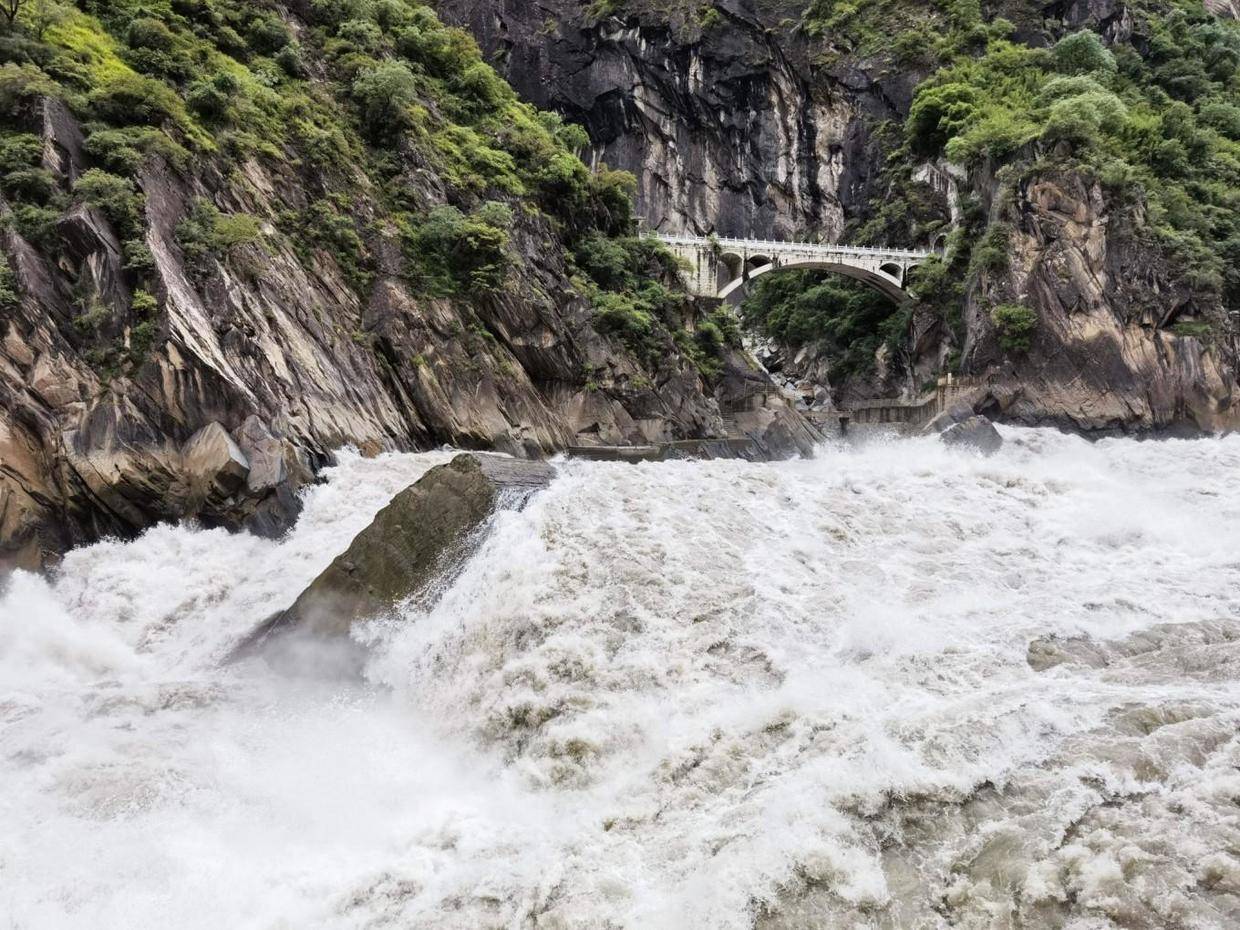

655,234,933,262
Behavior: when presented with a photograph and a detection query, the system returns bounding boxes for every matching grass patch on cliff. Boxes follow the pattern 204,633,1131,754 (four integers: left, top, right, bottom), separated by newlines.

570,232,735,378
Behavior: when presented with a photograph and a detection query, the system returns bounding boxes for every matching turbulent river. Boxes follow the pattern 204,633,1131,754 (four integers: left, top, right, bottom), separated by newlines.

3,428,1240,929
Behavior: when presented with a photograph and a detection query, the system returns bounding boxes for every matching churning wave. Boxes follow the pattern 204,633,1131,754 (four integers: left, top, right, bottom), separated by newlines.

3,429,1239,929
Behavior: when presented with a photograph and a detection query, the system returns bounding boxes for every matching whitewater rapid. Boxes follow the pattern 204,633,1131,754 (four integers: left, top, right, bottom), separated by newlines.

3,429,1239,929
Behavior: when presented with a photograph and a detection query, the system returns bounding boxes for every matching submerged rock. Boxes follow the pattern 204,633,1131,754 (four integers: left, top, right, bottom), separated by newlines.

940,416,1004,456
232,453,554,658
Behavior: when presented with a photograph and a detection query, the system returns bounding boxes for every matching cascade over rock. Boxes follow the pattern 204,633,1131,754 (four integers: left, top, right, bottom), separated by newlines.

232,453,554,656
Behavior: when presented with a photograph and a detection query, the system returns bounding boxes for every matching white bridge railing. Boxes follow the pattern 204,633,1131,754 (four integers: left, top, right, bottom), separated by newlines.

654,233,934,263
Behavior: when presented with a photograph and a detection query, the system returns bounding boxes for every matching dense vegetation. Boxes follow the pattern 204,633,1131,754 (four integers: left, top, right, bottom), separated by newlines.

740,271,906,380
743,0,1240,386
0,0,730,381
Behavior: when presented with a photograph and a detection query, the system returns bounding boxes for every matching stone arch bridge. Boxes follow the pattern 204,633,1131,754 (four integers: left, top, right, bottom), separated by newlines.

657,234,935,303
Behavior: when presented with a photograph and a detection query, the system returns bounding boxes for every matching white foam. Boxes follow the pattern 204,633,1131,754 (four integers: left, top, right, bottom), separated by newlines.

3,430,1239,928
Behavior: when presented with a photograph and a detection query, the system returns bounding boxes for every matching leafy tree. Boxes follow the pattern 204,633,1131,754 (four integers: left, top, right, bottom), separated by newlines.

403,203,513,295
0,0,23,29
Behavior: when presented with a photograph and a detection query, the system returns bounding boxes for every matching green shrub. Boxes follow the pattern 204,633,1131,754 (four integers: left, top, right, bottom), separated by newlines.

125,17,176,52
1042,89,1127,144
593,291,660,361
73,298,110,335
176,197,261,270
1052,30,1116,75
83,126,188,175
706,307,742,347
1199,101,1240,140
699,6,723,30
1171,320,1212,340
352,60,417,140
452,61,513,112
990,303,1037,353
573,232,631,291
87,73,182,126
73,168,143,236
741,270,901,378
393,16,478,77
0,258,20,311
123,237,155,275
130,288,157,315
129,318,158,358
587,167,637,236
402,202,512,295
248,16,291,55
7,203,60,249
0,62,59,111
280,198,370,294
374,0,414,31
337,19,384,53
907,82,980,157
0,133,41,174
2,166,56,202
186,78,232,120
275,43,305,77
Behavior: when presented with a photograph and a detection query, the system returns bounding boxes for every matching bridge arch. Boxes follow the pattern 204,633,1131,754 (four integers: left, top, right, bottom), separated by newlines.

656,234,932,305
717,251,744,290
717,258,909,304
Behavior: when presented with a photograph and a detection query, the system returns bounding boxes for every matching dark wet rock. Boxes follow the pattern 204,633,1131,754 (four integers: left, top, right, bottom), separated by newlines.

56,204,128,315
232,454,554,656
940,416,1004,456
41,97,86,186
923,401,978,435
181,422,249,511
438,0,897,240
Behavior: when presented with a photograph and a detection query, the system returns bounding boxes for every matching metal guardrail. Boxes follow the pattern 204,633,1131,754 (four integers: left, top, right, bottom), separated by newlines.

655,233,933,262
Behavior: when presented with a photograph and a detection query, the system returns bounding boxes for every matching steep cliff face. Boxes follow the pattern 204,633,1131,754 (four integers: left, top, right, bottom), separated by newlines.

968,170,1238,432
439,0,917,239
0,0,811,570
441,0,1240,433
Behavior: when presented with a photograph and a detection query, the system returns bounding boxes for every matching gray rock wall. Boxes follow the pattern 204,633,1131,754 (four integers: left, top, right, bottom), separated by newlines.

439,0,912,239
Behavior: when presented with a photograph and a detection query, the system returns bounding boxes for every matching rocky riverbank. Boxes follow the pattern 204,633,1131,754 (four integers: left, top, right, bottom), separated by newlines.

0,1,812,571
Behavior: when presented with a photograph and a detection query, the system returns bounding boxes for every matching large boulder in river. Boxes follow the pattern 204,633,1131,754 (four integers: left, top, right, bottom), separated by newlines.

940,416,1004,456
233,453,554,657
922,401,977,436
